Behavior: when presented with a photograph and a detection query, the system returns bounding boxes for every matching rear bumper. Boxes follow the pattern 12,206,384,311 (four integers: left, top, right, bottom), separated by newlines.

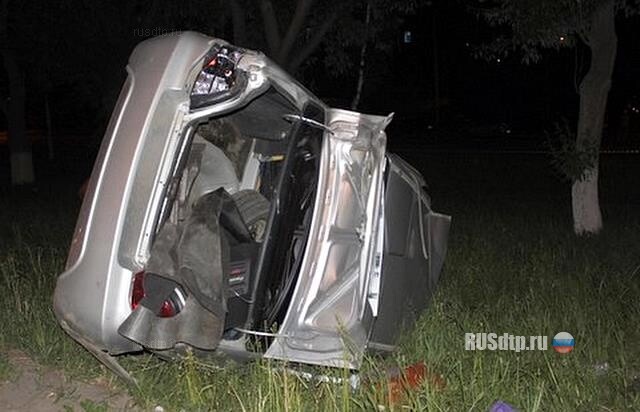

53,33,215,355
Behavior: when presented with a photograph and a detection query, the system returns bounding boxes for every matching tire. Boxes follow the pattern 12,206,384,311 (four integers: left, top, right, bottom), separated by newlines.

232,190,270,242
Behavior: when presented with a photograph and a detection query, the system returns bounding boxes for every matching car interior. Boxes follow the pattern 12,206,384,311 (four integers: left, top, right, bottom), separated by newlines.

124,87,325,354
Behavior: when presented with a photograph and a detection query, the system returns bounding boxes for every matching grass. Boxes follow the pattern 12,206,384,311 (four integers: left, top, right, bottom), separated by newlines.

0,351,13,382
1,153,639,411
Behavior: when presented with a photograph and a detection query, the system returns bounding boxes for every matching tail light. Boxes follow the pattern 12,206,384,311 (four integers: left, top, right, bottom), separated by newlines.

190,44,246,109
130,271,186,318
159,300,176,318
131,271,145,310
158,287,187,318
192,45,240,96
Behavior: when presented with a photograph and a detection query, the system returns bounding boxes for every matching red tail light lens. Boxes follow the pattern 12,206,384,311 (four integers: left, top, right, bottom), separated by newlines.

159,300,176,318
131,271,146,310
130,270,185,318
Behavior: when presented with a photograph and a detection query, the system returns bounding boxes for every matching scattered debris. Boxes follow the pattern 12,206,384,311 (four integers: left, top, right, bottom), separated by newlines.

594,361,610,376
489,400,518,412
385,361,446,404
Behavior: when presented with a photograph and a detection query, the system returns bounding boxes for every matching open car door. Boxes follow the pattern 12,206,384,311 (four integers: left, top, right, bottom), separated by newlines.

263,109,391,368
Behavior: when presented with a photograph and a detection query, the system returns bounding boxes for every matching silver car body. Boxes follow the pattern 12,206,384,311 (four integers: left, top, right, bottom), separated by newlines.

53,32,450,379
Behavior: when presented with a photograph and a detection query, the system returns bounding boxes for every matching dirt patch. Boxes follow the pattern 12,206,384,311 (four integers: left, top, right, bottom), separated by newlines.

0,350,136,411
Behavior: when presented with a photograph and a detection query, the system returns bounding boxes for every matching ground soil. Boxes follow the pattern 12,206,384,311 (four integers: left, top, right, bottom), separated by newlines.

0,350,136,411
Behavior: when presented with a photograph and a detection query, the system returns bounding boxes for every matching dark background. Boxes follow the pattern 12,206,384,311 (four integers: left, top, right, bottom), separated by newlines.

1,0,639,185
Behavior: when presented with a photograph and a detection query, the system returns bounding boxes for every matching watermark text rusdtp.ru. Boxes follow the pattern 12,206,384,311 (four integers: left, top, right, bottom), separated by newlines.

465,333,548,352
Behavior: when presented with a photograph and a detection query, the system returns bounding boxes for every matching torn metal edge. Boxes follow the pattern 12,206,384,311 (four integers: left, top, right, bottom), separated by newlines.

56,318,138,387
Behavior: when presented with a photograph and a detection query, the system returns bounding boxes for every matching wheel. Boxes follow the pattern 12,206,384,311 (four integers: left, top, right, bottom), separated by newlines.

232,190,270,242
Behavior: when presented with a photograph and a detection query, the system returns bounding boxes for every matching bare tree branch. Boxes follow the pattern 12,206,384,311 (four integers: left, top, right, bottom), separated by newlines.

260,0,281,57
277,0,314,64
288,12,338,73
351,1,371,110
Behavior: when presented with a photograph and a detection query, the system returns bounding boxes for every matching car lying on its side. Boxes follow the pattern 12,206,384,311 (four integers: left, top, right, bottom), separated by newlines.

53,32,451,382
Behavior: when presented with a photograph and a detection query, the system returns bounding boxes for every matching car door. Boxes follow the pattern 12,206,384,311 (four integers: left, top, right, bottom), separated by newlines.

369,154,451,348
264,109,391,368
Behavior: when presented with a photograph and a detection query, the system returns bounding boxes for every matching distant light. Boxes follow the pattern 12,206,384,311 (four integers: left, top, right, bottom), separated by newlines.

496,58,501,63
559,36,565,42
403,30,413,44
465,42,470,47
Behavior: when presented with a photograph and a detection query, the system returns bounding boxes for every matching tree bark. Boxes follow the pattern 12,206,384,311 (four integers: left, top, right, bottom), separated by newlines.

1,0,34,185
572,0,617,235
277,0,313,64
3,49,34,185
1,0,34,184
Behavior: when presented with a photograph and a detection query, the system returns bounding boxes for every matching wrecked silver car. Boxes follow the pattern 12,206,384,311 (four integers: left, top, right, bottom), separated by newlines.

53,32,450,381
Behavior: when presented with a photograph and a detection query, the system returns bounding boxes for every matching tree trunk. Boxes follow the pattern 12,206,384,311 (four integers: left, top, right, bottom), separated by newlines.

572,0,617,235
259,0,281,58
351,2,371,110
432,6,440,125
229,0,246,46
45,94,55,161
276,0,313,64
3,49,34,185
